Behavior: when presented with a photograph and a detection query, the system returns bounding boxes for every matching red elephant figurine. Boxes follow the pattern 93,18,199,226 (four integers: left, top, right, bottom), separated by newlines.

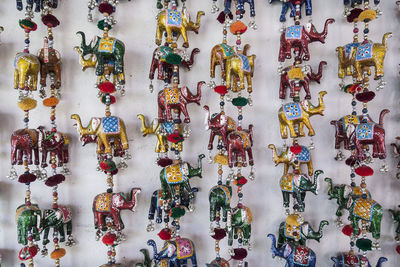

37,127,69,168
158,81,204,123
279,61,326,100
93,188,141,231
149,45,200,84
203,105,237,151
11,129,40,166
227,125,254,168
346,109,389,162
279,19,335,62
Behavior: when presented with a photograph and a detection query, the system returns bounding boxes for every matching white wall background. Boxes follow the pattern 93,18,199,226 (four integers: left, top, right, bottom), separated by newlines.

0,0,399,266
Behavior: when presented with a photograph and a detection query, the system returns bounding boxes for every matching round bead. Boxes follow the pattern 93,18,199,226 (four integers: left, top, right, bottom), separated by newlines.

353,28,359,33
352,111,357,116
238,193,243,198
220,101,225,106
362,108,368,114
53,238,59,243
28,236,33,241
351,182,356,187
350,241,355,246
25,39,30,44
351,101,357,106
50,115,56,121
363,28,369,34
350,173,355,178
107,251,113,256
23,118,29,123
238,115,243,120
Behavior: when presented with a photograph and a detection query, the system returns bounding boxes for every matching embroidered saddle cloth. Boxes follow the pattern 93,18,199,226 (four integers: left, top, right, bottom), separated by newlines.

164,87,180,105
219,43,235,57
102,116,120,134
292,246,310,266
285,25,302,39
283,102,302,120
209,185,231,205
356,42,373,61
161,121,175,134
343,253,359,266
280,174,294,192
158,46,174,61
287,146,310,162
342,115,360,130
99,38,116,53
284,222,300,240
96,193,112,212
236,131,250,148
237,54,251,72
352,198,376,221
165,164,184,184
288,66,306,80
344,42,360,58
166,9,182,27
175,238,194,259
356,123,374,140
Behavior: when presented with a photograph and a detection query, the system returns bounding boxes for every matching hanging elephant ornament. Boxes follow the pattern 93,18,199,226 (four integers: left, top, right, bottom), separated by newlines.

211,0,257,29
269,0,312,23
226,205,252,261
86,0,129,24
268,234,317,267
389,206,400,254
331,252,387,267
156,0,186,10
155,7,205,48
391,137,400,179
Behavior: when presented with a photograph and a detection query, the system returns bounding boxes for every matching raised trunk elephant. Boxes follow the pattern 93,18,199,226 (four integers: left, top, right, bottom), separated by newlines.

268,143,313,176
93,188,141,231
346,109,389,161
203,105,237,151
71,114,129,155
147,237,197,267
16,203,41,245
225,53,256,93
37,127,69,168
227,125,254,168
158,81,204,123
149,46,199,83
279,19,335,62
325,177,371,217
159,155,204,201
209,181,232,223
279,61,326,100
75,31,125,84
206,258,230,267
280,170,322,212
331,253,387,267
38,42,61,89
336,33,391,82
269,0,312,22
210,43,250,80
268,234,316,267
14,52,40,91
278,214,328,249
227,206,252,247
155,9,205,48
278,90,327,139
11,128,40,166
40,206,73,246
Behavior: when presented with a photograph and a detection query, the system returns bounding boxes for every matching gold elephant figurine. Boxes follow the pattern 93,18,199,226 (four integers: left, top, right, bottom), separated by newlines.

278,91,327,139
225,53,256,93
71,114,129,155
156,8,205,47
14,52,40,91
336,33,391,82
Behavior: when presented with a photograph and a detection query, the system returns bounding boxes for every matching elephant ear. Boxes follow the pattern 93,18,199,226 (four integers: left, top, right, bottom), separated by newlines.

345,124,356,139
305,23,312,33
301,99,310,111
343,185,353,199
283,244,293,258
302,222,310,236
181,163,189,176
167,243,176,258
220,114,227,126
91,118,101,132
55,210,62,220
183,8,190,22
346,197,354,209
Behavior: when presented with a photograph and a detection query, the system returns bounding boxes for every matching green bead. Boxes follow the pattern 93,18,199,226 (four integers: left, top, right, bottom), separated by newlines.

356,238,372,251
232,97,248,107
165,54,182,65
97,20,112,31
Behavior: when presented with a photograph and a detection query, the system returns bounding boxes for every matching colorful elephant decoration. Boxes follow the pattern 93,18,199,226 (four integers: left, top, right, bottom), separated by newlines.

327,0,388,263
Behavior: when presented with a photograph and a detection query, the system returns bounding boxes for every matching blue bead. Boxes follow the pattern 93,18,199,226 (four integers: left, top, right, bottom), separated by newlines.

351,101,357,106
238,115,243,120
238,193,243,198
351,182,356,186
352,111,357,116
23,118,29,123
363,28,369,34
175,225,180,230
350,173,355,178
24,39,30,44
217,181,222,185
362,108,368,114
350,241,355,246
220,101,225,106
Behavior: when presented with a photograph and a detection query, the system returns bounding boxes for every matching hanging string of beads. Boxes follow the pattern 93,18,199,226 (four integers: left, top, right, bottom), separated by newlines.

267,1,333,266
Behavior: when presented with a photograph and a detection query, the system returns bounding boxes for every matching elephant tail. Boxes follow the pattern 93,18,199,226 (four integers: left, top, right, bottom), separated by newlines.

379,109,390,126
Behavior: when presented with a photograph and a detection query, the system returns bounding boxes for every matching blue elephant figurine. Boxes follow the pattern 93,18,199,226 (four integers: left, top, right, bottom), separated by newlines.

343,0,380,7
269,0,312,22
225,0,256,18
147,237,197,267
268,234,316,267
330,252,387,267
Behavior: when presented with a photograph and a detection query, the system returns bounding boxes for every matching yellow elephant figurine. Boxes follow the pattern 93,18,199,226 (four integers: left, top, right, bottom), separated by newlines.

14,52,40,91
336,33,391,82
71,114,128,155
156,8,205,47
225,53,256,93
278,91,327,139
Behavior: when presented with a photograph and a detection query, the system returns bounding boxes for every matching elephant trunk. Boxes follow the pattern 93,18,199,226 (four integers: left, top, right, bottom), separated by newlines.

267,234,280,258
331,257,340,267
378,109,390,126
248,124,254,146
243,44,250,56
147,239,160,260
377,257,388,267
311,170,322,194
71,114,84,134
315,220,329,241
195,11,205,32
308,61,327,83
314,90,327,115
76,31,91,53
137,114,154,136
321,18,335,41
391,143,400,155
182,48,200,70
203,105,211,130
324,177,335,199
267,144,280,165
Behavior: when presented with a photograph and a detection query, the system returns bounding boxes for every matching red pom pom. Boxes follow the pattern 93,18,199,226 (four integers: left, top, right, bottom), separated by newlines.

211,228,226,240
42,14,60,28
158,228,171,241
19,245,38,261
231,248,248,260
102,233,117,245
167,133,183,143
98,82,116,94
45,174,66,187
290,145,302,154
158,157,173,167
18,173,37,184
342,225,353,236
214,85,228,95
100,161,109,170
396,245,400,254
347,8,363,23
217,11,226,24
345,156,357,167
98,2,114,15
355,165,374,177
356,91,375,103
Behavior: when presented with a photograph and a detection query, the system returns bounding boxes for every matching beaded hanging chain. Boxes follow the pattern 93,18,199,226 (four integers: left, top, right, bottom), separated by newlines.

327,0,390,264
139,0,206,265
267,0,333,265
206,1,257,266
73,1,139,266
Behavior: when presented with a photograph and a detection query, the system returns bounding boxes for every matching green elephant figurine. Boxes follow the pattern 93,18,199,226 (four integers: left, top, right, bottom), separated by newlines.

389,206,400,240
209,181,232,225
277,213,328,249
227,205,252,249
40,206,74,248
280,170,323,212
16,203,41,245
134,249,152,267
160,154,204,202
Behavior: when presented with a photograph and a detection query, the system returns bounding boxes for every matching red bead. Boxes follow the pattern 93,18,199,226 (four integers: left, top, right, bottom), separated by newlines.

107,251,113,256
236,40,241,45
52,128,57,132
26,201,31,206
52,204,58,209
51,164,57,169
237,203,243,208
28,236,33,241
53,238,59,243
353,28,359,33
53,192,58,196
50,116,56,121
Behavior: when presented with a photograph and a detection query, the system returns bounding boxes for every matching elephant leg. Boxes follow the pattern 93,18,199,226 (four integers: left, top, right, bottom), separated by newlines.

238,70,245,91
246,73,252,94
228,228,233,246
243,224,251,246
284,163,289,175
31,72,38,91
66,221,72,236
165,106,173,122
183,182,194,199
240,148,247,167
59,224,66,242
286,121,297,138
165,27,173,44
222,207,228,222
181,29,189,48
247,148,254,166
226,65,232,90
40,66,47,87
280,121,288,139
302,117,315,136
371,209,382,240
11,146,17,165
33,147,39,166
191,252,197,267
156,206,163,224
298,122,305,137
18,68,27,89
17,148,23,165
41,149,48,168
375,59,384,79
279,4,288,22
294,192,305,212
354,62,363,82
112,211,123,231
43,227,50,245
155,25,163,46
303,80,311,99
100,136,112,154
282,192,290,208
120,130,129,151
210,203,216,222
96,57,105,76
54,66,62,88
285,41,292,59
306,161,313,176
57,147,64,166
208,132,215,150
180,105,190,123
228,143,233,168
280,77,287,99
302,42,310,61
352,216,360,236
372,141,378,158
95,212,104,230
26,148,33,165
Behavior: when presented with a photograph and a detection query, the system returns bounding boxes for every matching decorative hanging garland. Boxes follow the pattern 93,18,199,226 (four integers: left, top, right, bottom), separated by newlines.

138,1,205,266
267,1,334,266
72,1,140,266
8,1,75,266
326,0,391,265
